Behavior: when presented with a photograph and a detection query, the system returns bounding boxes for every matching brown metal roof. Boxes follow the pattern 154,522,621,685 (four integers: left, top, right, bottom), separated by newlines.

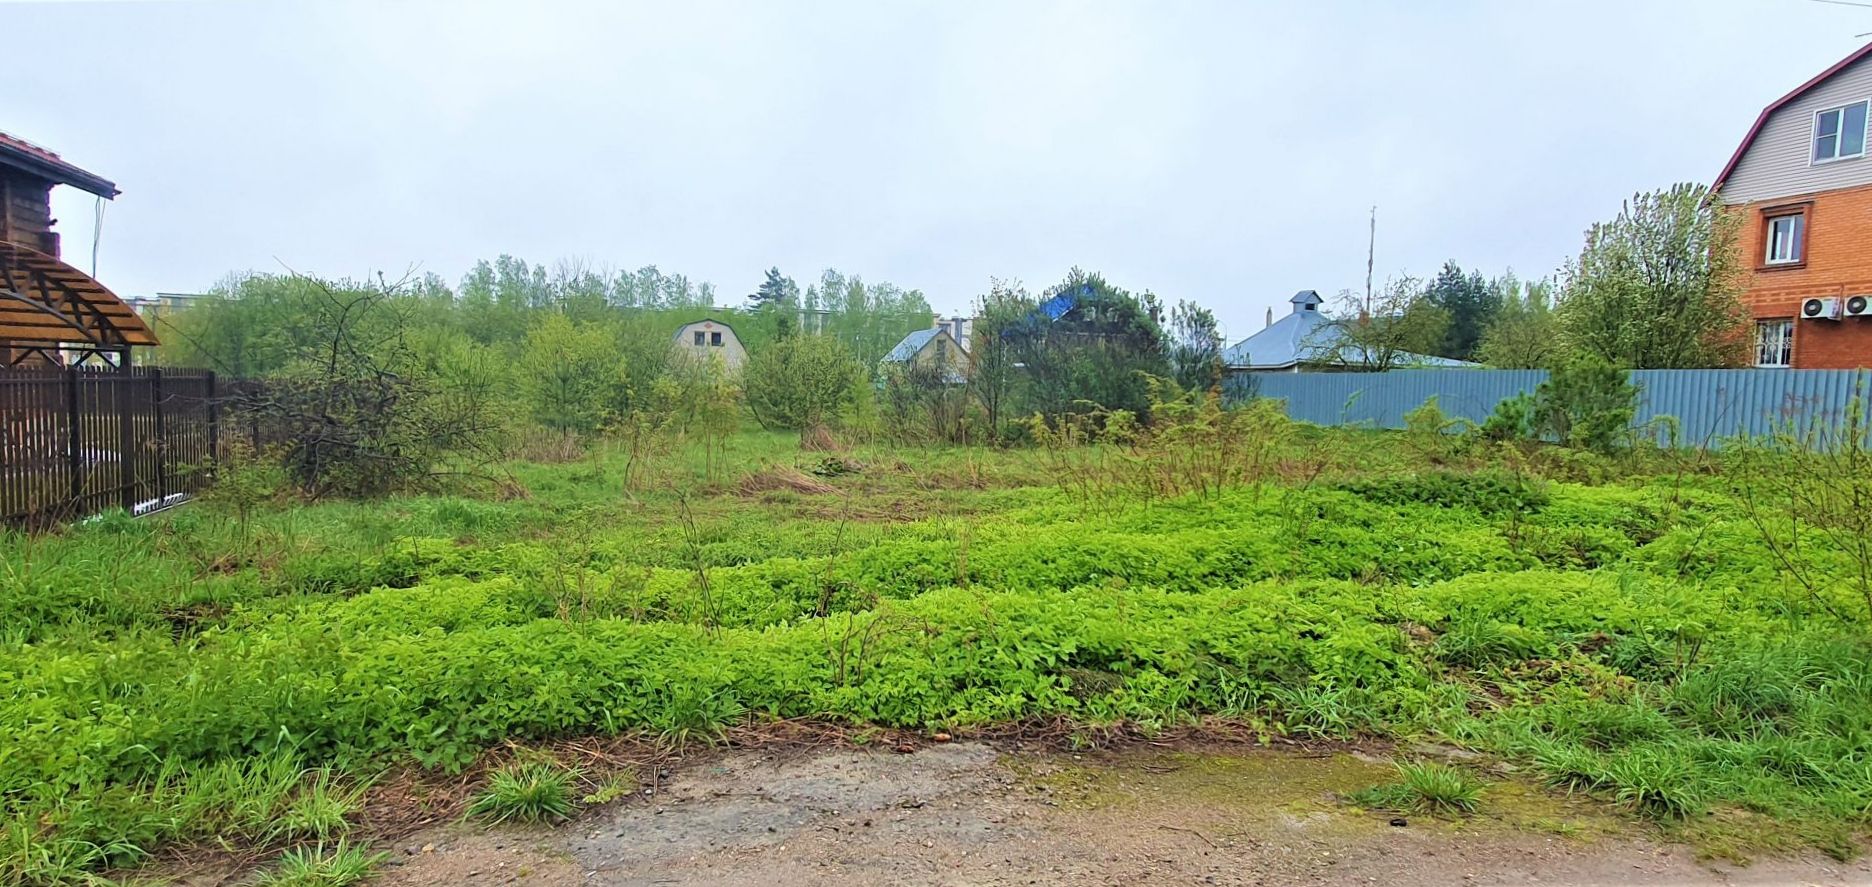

0,240,157,348
0,132,120,199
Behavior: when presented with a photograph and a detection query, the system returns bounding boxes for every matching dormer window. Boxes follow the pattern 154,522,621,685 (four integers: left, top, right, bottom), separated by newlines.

1813,101,1868,163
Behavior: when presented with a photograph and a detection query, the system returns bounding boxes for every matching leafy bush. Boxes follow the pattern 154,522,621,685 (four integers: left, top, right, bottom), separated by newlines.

743,335,862,431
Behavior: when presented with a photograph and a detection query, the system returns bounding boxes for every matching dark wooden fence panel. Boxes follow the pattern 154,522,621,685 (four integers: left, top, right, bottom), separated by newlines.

0,366,219,526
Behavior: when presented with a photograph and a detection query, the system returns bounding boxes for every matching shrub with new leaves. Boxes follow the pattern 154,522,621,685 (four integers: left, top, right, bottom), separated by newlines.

742,334,862,431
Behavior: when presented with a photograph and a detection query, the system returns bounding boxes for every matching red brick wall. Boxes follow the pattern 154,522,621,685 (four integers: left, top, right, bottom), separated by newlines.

1730,183,1872,368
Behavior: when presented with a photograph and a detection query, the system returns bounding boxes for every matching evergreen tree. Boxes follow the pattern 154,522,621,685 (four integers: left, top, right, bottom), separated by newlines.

749,266,798,308
1422,261,1500,361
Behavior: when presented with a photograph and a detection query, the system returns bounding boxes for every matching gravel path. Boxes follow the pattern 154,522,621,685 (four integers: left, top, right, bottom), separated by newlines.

376,742,1872,887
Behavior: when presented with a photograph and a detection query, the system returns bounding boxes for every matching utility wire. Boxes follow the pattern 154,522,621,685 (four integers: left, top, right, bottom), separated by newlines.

90,195,105,277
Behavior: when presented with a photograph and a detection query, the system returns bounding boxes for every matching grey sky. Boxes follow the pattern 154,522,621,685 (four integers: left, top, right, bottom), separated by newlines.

8,0,1867,342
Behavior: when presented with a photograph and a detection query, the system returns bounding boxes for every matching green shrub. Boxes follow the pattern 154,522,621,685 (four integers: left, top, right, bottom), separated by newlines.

1479,393,1535,442
1532,355,1637,455
743,335,862,431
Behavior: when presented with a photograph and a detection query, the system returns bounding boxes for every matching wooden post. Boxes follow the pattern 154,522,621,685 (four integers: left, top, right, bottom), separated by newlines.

206,370,219,470
118,365,137,512
65,366,81,505
151,368,166,503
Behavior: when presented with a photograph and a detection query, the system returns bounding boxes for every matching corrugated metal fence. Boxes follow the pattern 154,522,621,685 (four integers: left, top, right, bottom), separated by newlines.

1225,368,1872,445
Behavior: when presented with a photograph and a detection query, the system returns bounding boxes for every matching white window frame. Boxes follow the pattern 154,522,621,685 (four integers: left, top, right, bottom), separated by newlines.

1813,100,1871,164
1765,212,1805,265
1755,319,1794,368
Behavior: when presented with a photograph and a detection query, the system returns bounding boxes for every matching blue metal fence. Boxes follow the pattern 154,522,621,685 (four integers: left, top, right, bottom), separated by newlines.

1225,368,1872,445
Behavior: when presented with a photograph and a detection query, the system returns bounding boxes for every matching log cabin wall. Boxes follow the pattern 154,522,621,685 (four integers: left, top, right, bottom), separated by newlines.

0,170,59,257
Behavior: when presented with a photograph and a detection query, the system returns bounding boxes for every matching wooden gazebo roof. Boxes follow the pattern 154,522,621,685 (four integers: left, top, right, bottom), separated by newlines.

0,240,157,354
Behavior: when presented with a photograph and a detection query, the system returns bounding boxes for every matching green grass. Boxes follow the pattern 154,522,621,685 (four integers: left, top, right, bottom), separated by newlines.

466,762,578,825
4,427,1872,882
257,840,388,887
1351,761,1485,815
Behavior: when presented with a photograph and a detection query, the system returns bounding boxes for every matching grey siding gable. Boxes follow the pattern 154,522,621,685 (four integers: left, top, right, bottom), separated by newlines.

1724,54,1872,205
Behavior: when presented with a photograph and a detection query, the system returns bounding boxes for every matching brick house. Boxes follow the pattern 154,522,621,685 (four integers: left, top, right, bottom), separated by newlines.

1715,44,1872,369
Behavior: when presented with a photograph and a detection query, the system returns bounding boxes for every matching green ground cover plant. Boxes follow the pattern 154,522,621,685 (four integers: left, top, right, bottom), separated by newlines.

4,424,1871,882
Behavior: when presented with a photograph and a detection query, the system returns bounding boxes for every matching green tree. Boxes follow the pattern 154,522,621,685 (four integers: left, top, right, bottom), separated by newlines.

1422,261,1501,361
518,314,625,432
743,334,861,431
1008,269,1169,420
1167,299,1223,392
971,278,1034,440
1320,277,1450,371
749,266,799,308
1556,183,1750,369
1477,275,1560,369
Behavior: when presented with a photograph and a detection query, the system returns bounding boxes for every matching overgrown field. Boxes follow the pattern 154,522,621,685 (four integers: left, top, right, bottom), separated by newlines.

5,428,1872,883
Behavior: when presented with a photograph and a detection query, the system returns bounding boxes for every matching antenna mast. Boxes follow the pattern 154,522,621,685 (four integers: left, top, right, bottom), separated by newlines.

1365,206,1376,317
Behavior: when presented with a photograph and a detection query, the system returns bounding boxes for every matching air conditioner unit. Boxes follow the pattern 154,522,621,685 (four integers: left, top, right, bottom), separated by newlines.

1845,294,1872,317
1802,297,1842,321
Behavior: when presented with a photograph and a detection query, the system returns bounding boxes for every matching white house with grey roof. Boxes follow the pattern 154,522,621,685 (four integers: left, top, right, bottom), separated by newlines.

1221,290,1474,373
672,317,748,371
880,326,968,384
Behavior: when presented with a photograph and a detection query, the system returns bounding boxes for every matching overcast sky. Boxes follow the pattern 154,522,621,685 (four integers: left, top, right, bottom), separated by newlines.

8,0,1870,343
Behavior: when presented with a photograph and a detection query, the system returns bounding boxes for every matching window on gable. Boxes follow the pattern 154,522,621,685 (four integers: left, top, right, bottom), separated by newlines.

1764,209,1806,265
1814,101,1869,162
710,331,723,346
1755,319,1793,368
693,331,706,346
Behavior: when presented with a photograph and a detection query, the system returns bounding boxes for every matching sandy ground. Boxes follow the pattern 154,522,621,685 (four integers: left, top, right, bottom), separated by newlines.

371,741,1872,887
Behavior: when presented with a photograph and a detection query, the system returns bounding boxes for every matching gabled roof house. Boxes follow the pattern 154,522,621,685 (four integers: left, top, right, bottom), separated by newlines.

881,326,968,384
1714,42,1872,368
1221,290,1473,373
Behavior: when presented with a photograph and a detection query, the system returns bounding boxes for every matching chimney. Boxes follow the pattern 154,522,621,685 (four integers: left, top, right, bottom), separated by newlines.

1265,307,1273,329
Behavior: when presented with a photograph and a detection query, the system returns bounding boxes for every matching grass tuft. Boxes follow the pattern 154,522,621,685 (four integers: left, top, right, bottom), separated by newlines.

1350,761,1484,816
466,762,578,825
272,769,365,843
257,840,387,887
1604,748,1703,820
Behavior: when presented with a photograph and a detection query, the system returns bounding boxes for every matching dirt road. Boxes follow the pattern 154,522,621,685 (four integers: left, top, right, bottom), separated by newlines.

376,742,1872,887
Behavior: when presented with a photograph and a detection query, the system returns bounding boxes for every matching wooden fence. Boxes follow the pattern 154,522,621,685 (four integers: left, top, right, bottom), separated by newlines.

0,366,218,526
